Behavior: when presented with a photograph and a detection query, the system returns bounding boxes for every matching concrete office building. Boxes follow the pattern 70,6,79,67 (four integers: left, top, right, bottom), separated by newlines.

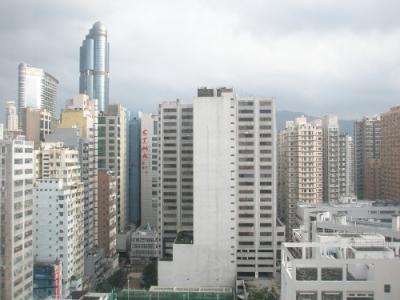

281,232,400,300
158,87,284,286
278,116,323,236
21,107,52,147
6,100,19,131
234,91,285,279
98,104,128,232
33,142,84,294
128,112,141,225
338,133,354,197
158,100,193,257
79,22,110,112
58,94,98,254
0,135,34,300
158,88,236,287
97,170,117,259
140,113,159,228
18,63,58,127
354,116,381,199
380,105,400,201
322,115,340,203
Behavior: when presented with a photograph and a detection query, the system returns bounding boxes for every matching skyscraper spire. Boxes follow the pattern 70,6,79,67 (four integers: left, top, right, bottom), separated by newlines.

79,21,110,112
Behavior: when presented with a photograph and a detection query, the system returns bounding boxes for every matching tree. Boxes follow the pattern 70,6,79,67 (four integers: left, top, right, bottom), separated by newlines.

95,269,128,292
248,286,279,300
141,261,157,289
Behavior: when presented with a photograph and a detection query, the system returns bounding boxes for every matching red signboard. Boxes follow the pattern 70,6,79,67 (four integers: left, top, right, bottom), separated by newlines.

53,263,59,300
141,129,149,171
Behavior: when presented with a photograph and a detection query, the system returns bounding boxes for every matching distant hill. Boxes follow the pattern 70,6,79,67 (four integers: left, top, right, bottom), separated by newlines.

277,110,355,135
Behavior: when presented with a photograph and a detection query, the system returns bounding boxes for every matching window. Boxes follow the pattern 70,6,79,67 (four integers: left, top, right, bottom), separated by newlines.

384,284,391,293
98,126,106,137
321,268,342,281
321,292,342,300
296,291,317,300
296,268,317,281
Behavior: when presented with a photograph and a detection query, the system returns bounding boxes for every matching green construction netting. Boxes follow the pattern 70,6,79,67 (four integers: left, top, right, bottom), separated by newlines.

108,290,233,300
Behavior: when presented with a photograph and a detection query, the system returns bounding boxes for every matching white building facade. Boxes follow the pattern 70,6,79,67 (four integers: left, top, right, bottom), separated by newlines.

140,113,159,228
158,101,193,257
281,233,400,300
0,135,34,300
322,115,340,203
6,101,19,131
33,143,84,295
339,133,354,197
158,87,284,287
18,63,58,127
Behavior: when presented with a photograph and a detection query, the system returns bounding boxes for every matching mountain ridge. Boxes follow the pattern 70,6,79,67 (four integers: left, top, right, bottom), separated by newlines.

277,110,355,135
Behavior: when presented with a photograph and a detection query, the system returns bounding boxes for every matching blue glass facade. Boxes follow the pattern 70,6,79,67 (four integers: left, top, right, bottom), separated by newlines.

79,22,110,112
129,112,141,225
33,262,61,300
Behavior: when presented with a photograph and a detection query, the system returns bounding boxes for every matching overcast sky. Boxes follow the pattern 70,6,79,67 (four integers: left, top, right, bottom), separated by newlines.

1,0,400,120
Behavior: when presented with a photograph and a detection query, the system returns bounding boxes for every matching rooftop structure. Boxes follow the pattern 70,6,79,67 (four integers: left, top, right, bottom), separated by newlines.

294,200,400,245
281,233,400,300
130,223,159,263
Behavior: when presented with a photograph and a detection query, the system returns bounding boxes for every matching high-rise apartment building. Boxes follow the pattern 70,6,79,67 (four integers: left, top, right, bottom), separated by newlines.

98,104,128,232
6,101,19,131
158,88,284,286
322,114,340,203
128,112,141,225
0,135,34,300
278,116,323,236
364,158,382,200
97,170,117,258
380,105,400,200
79,22,110,112
140,113,159,228
58,94,98,253
158,100,193,257
18,63,58,127
21,107,52,148
354,116,381,199
338,133,354,197
33,142,84,294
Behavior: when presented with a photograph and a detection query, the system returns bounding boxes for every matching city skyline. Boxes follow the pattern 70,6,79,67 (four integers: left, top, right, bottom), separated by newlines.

2,2,400,299
1,0,400,120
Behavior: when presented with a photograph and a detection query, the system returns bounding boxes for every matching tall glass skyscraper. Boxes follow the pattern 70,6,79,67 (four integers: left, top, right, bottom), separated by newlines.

79,21,110,112
18,63,58,127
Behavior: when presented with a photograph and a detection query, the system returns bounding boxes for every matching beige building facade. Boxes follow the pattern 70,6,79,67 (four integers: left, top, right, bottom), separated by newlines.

98,170,117,258
98,104,128,232
278,116,323,236
380,105,400,200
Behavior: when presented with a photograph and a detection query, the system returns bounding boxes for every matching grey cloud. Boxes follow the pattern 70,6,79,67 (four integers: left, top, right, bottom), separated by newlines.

1,0,400,123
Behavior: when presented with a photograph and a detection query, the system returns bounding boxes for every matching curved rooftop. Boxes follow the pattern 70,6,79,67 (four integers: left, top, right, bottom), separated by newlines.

91,21,107,34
